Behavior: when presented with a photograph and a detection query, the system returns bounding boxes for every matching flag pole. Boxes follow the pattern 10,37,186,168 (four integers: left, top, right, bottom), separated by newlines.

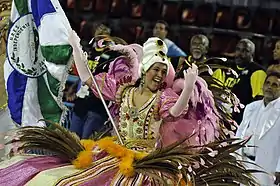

86,65,124,145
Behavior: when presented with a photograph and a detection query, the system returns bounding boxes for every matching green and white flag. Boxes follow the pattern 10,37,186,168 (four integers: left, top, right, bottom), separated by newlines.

4,0,73,127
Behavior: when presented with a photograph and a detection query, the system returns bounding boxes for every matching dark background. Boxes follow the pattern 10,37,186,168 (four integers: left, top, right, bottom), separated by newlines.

60,0,280,67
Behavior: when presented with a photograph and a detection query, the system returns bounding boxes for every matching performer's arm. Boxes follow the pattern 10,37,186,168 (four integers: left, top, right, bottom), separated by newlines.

68,30,92,85
169,64,198,117
68,30,117,101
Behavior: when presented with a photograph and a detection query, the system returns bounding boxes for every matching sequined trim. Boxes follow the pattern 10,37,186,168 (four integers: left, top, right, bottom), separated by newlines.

55,156,118,186
119,87,158,142
115,84,134,104
58,56,74,125
110,172,146,186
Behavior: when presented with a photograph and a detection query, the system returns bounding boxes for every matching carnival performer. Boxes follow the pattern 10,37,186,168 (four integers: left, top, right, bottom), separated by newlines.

0,33,259,186
71,30,198,147
0,33,194,185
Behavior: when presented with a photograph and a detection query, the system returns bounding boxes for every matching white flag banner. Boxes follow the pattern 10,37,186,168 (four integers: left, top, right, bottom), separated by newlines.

5,0,73,127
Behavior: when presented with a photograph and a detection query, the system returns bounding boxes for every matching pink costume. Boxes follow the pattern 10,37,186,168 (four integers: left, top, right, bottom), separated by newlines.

52,38,191,185
92,43,219,151
47,75,187,186
0,37,219,186
160,77,220,147
102,40,219,148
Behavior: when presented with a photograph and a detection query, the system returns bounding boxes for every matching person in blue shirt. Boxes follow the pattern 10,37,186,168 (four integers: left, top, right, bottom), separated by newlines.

153,20,186,57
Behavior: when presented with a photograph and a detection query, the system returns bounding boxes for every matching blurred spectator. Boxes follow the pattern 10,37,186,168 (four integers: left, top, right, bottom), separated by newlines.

176,34,209,76
273,40,280,64
153,20,186,57
236,64,280,186
93,22,111,37
213,38,267,124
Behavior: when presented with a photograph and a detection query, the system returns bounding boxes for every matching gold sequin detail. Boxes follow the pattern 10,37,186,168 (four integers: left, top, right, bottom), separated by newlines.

136,128,143,134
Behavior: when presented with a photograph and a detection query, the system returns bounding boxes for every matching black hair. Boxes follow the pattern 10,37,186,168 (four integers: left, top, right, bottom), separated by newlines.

80,22,94,41
155,20,169,32
94,19,110,28
134,78,141,87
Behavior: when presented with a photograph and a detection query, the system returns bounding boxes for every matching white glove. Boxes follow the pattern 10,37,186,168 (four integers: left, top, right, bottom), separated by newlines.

68,30,91,82
68,30,81,50
170,64,198,117
184,63,198,90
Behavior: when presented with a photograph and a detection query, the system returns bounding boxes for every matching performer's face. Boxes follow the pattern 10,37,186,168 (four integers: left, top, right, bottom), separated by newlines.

145,63,167,92
273,41,280,61
263,76,280,104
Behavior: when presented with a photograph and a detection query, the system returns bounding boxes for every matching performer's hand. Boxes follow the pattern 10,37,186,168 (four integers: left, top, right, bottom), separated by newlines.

170,64,197,117
67,30,91,84
183,63,198,89
68,30,81,50
274,172,280,185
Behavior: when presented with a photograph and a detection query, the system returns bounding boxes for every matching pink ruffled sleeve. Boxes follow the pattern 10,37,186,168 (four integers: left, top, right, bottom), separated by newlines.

159,88,189,122
108,57,137,81
91,73,117,101
90,56,139,101
159,77,220,148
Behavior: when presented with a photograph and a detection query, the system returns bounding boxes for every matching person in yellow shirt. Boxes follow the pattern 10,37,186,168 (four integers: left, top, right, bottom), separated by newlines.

213,38,267,124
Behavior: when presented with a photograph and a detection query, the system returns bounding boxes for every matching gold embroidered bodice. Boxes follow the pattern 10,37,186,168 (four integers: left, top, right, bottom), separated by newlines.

118,87,161,150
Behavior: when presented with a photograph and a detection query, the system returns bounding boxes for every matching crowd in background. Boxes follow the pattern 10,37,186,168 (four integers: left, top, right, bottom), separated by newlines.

1,0,280,183
58,18,280,185
65,19,278,138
